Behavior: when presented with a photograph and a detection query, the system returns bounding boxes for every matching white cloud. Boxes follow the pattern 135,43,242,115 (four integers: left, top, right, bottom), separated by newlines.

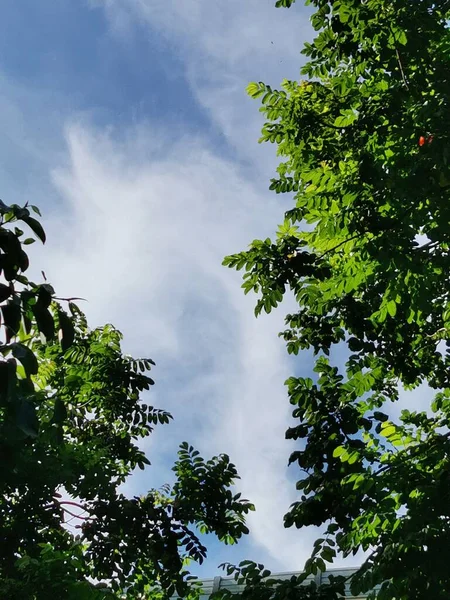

85,0,448,575
48,0,332,573
29,121,319,571
13,0,334,574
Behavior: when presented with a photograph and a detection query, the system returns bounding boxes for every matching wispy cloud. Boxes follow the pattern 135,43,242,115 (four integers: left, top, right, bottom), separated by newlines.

28,121,318,571
27,0,325,572
83,0,320,569
3,0,329,573
82,0,444,574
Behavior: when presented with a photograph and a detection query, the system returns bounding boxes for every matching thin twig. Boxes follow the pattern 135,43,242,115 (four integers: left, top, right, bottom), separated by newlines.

58,500,89,511
319,233,362,258
54,296,88,303
395,48,410,90
61,507,93,521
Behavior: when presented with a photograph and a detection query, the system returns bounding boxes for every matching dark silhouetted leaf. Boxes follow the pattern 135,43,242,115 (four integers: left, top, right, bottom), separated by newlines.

58,309,75,352
2,302,21,342
0,283,12,302
32,303,55,340
22,215,46,243
14,397,39,437
52,398,67,425
11,343,39,376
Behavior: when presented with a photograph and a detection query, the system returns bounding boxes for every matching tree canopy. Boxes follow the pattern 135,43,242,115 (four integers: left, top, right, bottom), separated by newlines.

0,200,254,599
224,0,450,598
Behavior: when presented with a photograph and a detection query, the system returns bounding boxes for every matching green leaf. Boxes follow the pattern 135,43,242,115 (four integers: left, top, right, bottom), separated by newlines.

338,4,352,23
380,425,396,438
387,300,397,317
247,82,264,99
332,445,346,458
321,546,336,562
348,450,360,465
333,110,357,128
393,28,407,45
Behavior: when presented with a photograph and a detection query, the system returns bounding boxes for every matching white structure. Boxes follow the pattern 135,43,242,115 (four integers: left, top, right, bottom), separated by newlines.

196,568,373,599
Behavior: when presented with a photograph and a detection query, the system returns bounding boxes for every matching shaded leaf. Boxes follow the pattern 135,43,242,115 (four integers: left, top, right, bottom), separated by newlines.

22,215,46,243
11,343,39,376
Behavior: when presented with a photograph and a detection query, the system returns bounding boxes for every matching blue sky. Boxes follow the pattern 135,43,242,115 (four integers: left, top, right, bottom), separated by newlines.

0,0,351,577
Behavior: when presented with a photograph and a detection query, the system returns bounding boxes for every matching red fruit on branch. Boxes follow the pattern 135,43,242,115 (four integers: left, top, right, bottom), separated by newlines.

418,134,434,147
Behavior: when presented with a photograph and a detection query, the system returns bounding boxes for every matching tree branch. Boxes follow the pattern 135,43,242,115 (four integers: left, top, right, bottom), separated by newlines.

395,48,410,90
319,233,363,258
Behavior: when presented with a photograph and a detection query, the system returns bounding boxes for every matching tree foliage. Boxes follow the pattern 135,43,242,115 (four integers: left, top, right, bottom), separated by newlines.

224,0,450,598
0,199,254,599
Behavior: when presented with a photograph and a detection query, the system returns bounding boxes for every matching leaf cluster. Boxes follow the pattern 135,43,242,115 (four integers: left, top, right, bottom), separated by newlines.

0,201,254,598
225,0,450,597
